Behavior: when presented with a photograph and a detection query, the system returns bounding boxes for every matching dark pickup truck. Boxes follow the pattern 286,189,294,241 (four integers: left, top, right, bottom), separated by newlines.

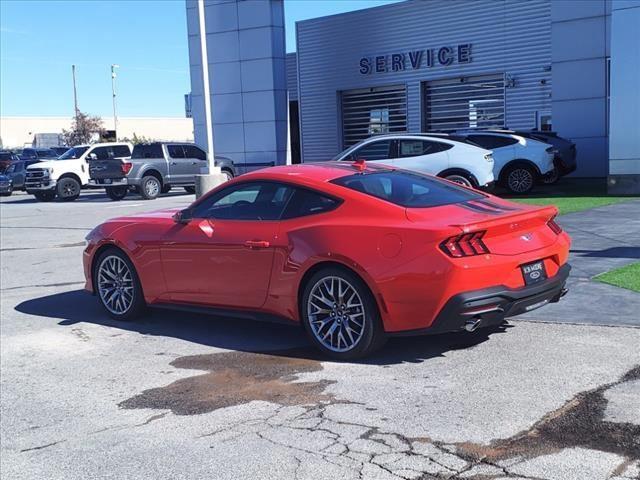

89,142,235,200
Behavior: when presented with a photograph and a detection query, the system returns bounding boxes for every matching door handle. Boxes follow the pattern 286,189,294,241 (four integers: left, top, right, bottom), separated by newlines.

170,161,177,165
191,161,198,165
244,240,270,249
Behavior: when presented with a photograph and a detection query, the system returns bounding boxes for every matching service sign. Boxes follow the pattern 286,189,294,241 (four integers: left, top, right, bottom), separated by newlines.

359,44,472,75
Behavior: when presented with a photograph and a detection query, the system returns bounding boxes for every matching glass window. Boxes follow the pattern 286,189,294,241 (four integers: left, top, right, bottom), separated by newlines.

113,145,132,158
89,146,110,160
21,149,36,159
0,153,12,161
58,146,89,160
183,145,206,160
368,108,390,134
466,135,517,149
352,140,393,161
192,182,295,221
167,145,185,158
131,144,163,159
398,140,451,158
5,164,15,174
331,170,483,208
281,188,340,219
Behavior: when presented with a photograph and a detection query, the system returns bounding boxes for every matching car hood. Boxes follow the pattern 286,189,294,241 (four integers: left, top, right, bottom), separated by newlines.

0,174,9,181
110,208,182,223
27,160,56,170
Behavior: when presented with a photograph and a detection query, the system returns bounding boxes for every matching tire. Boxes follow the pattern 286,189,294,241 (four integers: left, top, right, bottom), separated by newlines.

56,176,81,201
301,267,386,360
542,167,560,185
140,175,161,200
222,169,234,182
443,173,475,188
1,185,12,196
105,186,128,201
184,186,196,194
94,248,146,321
161,185,172,194
34,191,56,202
503,164,536,194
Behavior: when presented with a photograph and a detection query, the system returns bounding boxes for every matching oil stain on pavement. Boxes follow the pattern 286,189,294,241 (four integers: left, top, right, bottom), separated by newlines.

456,365,640,463
119,349,335,415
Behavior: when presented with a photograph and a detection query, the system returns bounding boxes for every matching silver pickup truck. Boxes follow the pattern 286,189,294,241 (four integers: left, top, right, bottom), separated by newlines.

89,142,235,200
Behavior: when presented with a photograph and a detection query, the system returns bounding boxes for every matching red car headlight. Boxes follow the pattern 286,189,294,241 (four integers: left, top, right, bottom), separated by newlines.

440,230,490,257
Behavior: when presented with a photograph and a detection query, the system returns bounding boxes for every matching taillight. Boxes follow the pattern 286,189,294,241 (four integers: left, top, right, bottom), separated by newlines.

121,162,133,175
440,230,490,257
547,215,563,234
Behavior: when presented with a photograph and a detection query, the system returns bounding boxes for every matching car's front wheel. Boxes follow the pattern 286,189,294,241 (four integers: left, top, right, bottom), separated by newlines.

504,164,536,194
443,173,475,188
94,248,146,321
57,177,81,201
1,185,12,196
301,267,385,360
105,186,128,201
542,167,560,185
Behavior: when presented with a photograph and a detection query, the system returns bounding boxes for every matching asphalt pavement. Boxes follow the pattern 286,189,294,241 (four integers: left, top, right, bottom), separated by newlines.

1,189,639,480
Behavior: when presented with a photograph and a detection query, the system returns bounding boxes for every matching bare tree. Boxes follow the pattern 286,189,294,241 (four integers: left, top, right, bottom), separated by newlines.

62,112,105,146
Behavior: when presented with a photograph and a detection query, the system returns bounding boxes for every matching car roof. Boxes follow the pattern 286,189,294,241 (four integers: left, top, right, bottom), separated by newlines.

241,162,391,186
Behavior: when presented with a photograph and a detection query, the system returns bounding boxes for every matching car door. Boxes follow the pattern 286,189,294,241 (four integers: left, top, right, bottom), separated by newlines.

394,139,450,175
182,145,208,182
346,139,395,166
166,144,192,184
159,181,294,308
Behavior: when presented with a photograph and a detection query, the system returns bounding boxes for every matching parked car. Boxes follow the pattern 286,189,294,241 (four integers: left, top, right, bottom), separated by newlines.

19,148,59,161
0,151,20,172
83,160,571,360
455,131,556,194
513,130,576,184
88,142,236,201
0,160,29,194
0,174,13,196
333,134,494,189
25,142,133,202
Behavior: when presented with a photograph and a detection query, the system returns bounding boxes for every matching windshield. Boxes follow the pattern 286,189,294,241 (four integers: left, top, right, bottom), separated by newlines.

331,170,483,208
57,146,89,160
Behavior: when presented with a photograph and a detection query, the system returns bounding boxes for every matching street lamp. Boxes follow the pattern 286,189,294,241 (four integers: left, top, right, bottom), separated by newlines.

111,64,120,140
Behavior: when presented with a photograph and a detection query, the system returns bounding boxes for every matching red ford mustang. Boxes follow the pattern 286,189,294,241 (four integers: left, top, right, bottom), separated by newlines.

83,161,571,359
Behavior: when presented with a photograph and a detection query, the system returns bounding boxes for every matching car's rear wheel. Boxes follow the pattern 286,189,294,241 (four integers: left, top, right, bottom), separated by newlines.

444,173,474,188
34,191,56,202
140,175,161,200
1,185,12,196
94,248,146,321
57,177,81,201
301,267,385,360
105,186,128,201
504,164,536,194
542,167,560,185
222,169,234,182
161,185,172,194
184,186,196,194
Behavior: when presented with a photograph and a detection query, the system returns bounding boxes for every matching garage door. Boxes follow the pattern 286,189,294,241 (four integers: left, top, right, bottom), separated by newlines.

423,73,505,132
341,85,407,149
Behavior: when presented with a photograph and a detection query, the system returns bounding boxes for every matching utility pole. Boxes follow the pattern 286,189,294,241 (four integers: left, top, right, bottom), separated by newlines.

72,64,79,122
111,64,119,140
197,0,215,172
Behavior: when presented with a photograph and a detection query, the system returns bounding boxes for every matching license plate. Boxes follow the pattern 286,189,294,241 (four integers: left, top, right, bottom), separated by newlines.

521,260,547,285
104,179,112,184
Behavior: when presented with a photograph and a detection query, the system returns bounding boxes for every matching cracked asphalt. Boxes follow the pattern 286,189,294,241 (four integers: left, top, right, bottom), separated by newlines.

1,190,639,480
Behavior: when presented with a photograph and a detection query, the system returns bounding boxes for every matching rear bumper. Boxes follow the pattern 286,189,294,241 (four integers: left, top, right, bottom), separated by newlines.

89,178,129,187
390,263,571,336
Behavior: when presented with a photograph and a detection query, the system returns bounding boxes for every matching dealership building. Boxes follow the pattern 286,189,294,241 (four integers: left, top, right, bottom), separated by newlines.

187,0,640,192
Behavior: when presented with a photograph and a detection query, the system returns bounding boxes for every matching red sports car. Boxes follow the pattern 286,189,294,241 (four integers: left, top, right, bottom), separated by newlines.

83,161,571,359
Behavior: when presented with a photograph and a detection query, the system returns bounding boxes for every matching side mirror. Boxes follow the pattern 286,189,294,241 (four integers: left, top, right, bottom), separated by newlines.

173,208,193,224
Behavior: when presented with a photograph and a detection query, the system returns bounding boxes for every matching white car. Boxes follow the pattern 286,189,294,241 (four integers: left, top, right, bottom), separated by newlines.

333,134,494,189
25,142,133,201
457,131,556,194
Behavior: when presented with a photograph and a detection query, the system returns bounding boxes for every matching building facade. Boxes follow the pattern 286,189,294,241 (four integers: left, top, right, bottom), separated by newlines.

188,0,640,191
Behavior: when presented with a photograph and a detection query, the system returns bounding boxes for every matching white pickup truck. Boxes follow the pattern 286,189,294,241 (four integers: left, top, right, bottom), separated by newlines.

25,142,133,201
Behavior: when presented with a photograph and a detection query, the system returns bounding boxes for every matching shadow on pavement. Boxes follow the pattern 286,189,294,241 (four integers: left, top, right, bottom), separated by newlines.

0,190,192,205
15,289,509,365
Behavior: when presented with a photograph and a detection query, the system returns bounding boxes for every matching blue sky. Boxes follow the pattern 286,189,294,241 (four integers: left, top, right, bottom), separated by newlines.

0,0,398,118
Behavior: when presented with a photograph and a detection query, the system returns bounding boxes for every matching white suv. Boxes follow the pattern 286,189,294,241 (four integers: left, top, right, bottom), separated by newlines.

333,134,494,189
25,142,132,201
457,131,555,194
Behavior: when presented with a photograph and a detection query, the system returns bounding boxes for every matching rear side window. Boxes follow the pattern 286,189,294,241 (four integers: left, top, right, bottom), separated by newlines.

167,145,185,158
281,188,340,219
131,144,164,159
398,140,452,158
112,145,132,157
90,146,110,160
331,170,483,208
183,145,206,160
351,140,394,161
